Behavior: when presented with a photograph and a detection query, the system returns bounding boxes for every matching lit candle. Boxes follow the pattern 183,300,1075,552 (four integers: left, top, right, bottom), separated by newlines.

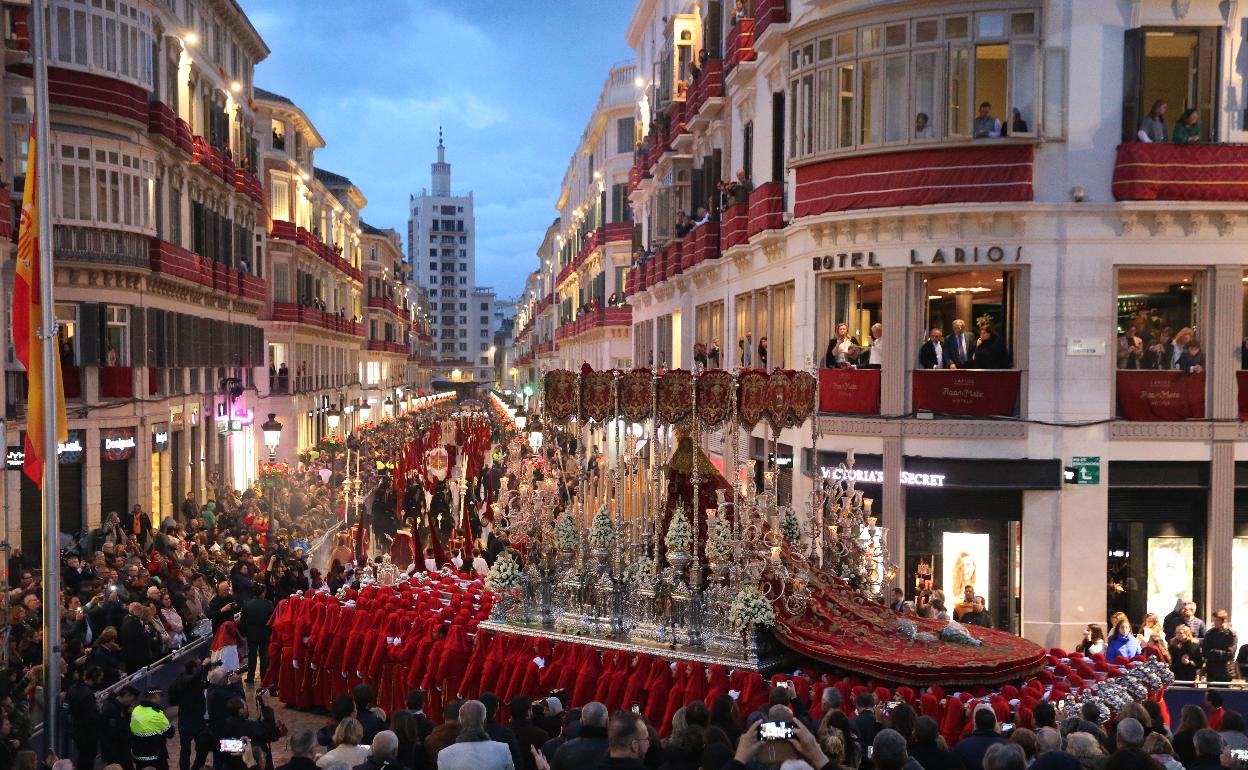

770,545,781,564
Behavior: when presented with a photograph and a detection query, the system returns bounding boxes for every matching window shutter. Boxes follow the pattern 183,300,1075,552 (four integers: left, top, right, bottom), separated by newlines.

1196,28,1220,140
79,302,102,365
129,306,146,367
1120,29,1144,143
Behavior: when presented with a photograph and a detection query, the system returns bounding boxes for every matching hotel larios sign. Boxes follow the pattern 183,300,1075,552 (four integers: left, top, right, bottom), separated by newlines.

812,246,1024,271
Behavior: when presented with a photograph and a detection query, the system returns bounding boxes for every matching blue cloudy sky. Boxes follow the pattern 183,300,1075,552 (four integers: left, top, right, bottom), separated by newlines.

239,1,635,299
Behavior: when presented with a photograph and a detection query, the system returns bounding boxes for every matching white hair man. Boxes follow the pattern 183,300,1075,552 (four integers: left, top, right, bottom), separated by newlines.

436,700,513,770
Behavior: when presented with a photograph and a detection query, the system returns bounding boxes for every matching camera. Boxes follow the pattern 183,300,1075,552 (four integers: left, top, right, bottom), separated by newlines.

219,739,246,754
758,721,795,741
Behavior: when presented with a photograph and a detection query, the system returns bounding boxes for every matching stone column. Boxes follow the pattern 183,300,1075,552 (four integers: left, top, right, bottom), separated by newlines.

1206,264,1242,615
881,268,910,590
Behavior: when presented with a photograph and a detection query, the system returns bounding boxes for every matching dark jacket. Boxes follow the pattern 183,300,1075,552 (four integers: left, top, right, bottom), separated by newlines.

919,339,953,369
353,757,411,770
276,758,320,770
168,667,208,727
971,333,1011,369
66,681,101,734
509,717,551,770
425,720,459,764
240,595,275,640
594,758,648,770
357,708,389,744
849,712,881,744
552,724,610,770
1029,750,1082,770
953,729,1008,770
910,738,965,769
118,614,157,671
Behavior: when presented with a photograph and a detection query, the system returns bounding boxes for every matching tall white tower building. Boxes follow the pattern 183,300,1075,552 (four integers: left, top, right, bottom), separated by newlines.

408,131,496,383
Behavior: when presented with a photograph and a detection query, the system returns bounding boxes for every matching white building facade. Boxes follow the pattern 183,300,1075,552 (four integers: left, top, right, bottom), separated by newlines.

408,136,496,384
589,0,1248,649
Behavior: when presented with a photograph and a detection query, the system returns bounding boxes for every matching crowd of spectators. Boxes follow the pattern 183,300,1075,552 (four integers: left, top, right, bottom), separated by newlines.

0,464,344,769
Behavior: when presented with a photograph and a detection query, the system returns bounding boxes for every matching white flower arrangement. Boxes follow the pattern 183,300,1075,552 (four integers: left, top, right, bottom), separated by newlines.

554,510,579,552
589,505,615,549
706,515,734,563
779,509,802,544
665,509,693,553
623,554,656,587
728,585,776,636
485,549,521,593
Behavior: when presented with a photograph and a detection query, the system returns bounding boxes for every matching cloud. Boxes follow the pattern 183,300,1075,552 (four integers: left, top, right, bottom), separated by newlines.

238,0,634,296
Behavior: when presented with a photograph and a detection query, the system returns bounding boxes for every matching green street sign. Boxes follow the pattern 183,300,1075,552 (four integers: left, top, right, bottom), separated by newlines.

1071,456,1100,485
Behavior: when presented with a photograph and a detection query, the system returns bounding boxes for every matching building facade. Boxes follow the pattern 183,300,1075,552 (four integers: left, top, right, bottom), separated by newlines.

360,222,415,408
0,0,269,560
407,135,496,384
529,0,1248,648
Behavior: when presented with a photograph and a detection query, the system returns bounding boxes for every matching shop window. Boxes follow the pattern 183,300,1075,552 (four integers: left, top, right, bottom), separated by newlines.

817,274,882,368
1122,28,1220,142
921,270,1019,369
1115,269,1201,370
1108,488,1207,632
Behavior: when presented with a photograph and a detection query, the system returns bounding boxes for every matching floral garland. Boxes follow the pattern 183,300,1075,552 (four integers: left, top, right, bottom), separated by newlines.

779,509,802,544
623,554,656,587
318,435,345,453
258,462,290,480
485,549,521,593
728,585,776,635
706,514,734,563
554,510,579,552
664,508,692,554
588,505,614,549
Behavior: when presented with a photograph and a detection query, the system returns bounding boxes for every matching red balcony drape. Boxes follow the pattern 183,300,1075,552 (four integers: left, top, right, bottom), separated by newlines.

1112,142,1248,202
818,368,881,415
912,369,1020,417
1116,370,1206,421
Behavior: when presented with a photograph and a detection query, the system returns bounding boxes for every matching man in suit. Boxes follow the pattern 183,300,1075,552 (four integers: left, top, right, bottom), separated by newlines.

1117,323,1143,369
918,328,952,369
971,327,1011,370
949,319,975,367
1145,330,1174,369
889,588,906,613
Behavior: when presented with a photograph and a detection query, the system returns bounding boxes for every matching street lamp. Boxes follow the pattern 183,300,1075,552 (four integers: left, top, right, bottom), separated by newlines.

384,396,395,418
527,414,544,450
326,405,342,436
261,413,283,463
359,399,372,422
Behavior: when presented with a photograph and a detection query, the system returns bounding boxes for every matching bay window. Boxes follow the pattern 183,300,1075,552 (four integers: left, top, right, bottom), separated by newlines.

789,8,1061,162
54,138,155,233
48,0,153,90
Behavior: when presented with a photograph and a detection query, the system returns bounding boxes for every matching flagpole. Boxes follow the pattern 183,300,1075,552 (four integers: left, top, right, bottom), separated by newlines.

27,0,63,755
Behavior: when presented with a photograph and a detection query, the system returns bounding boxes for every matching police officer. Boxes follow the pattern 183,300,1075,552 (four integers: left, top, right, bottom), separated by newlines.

130,689,176,770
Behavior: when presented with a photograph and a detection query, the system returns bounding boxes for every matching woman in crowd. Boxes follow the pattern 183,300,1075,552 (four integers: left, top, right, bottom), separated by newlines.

1076,623,1107,656
1106,617,1142,661
824,323,860,368
1142,733,1185,770
1171,704,1208,767
1173,108,1201,144
1168,624,1202,681
317,717,370,768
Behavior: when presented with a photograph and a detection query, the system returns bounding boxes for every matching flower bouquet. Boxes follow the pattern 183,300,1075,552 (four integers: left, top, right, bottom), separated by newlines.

485,549,522,594
706,514,734,564
728,585,776,642
664,510,693,554
554,510,579,553
623,554,656,587
318,435,345,453
588,505,614,550
779,509,802,544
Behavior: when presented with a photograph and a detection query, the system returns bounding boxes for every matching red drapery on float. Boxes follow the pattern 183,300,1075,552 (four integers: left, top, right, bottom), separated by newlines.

1115,370,1206,421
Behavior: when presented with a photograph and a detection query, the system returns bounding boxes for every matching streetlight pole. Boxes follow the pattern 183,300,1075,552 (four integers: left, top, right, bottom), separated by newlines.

260,414,283,560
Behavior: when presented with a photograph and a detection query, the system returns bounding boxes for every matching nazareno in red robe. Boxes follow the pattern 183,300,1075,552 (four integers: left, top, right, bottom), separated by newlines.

620,653,654,713
571,646,604,707
643,658,673,728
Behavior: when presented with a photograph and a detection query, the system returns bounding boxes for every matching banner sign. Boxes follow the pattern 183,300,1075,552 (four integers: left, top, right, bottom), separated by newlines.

1116,370,1205,421
9,430,84,468
818,368,881,415
102,427,137,461
912,370,1020,417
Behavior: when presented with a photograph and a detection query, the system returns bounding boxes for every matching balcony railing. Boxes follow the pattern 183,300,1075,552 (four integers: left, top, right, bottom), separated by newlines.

686,58,724,121
818,368,881,415
147,101,194,155
269,219,363,283
746,182,785,239
912,369,1020,417
100,366,134,399
722,202,748,250
54,225,147,268
794,144,1035,218
1117,370,1205,421
0,188,12,242
557,306,633,341
367,340,408,354
604,221,633,244
271,302,365,337
1112,142,1248,203
726,18,756,70
752,0,790,40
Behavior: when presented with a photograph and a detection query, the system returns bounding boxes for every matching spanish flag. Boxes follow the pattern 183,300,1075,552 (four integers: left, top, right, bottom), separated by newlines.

12,121,67,488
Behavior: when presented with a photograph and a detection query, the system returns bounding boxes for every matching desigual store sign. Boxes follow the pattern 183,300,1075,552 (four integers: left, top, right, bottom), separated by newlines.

811,245,1025,271
102,428,137,461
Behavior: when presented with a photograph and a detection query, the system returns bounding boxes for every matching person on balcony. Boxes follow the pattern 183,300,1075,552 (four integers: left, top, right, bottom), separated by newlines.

1137,100,1170,142
1176,338,1205,375
1145,330,1174,370
823,323,860,368
914,112,934,139
971,326,1011,369
949,319,975,367
1116,323,1144,370
1170,327,1194,368
972,102,1002,139
1174,109,1202,144
709,338,722,369
741,331,754,367
918,328,952,369
757,336,769,368
693,206,711,228
730,0,748,25
675,211,693,238
863,323,884,369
